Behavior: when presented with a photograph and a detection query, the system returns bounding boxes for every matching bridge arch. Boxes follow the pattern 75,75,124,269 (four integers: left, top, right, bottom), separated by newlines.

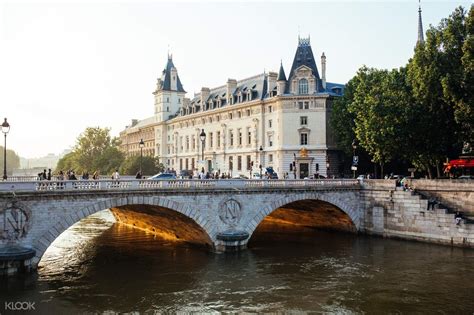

31,195,213,266
244,192,361,239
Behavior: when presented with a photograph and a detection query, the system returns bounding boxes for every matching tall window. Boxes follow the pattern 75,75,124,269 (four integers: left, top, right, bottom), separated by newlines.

238,156,242,171
300,133,308,145
230,130,234,146
269,120,272,128
299,79,308,94
247,129,252,145
229,156,233,171
268,105,273,113
246,155,251,170
268,135,273,147
238,129,243,145
209,132,213,148
217,131,221,147
300,116,308,125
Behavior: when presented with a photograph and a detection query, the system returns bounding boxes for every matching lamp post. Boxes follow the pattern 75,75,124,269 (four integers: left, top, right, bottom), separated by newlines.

326,155,330,178
139,138,145,175
352,139,358,179
200,129,206,171
293,153,297,179
259,145,263,179
2,118,10,180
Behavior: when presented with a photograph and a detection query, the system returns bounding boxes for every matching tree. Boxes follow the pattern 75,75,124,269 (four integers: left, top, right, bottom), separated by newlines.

55,127,124,175
348,67,413,178
0,146,20,176
120,155,164,176
407,6,470,177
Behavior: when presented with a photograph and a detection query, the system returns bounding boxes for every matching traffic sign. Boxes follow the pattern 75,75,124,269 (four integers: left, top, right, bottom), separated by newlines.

353,156,359,165
351,166,357,171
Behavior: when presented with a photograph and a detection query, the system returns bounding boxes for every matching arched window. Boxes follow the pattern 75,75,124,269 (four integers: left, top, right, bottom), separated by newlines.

298,79,308,95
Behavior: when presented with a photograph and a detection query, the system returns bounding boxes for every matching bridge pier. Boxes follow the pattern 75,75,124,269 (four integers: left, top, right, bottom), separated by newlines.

215,231,250,252
0,245,35,276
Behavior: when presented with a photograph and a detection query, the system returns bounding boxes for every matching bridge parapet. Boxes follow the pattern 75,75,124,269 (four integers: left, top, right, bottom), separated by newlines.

0,179,360,193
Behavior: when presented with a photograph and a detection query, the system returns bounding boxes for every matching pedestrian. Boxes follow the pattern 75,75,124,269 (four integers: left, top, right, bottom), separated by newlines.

41,169,47,180
112,169,120,180
47,169,52,181
136,171,142,179
92,171,99,180
455,211,463,225
58,170,64,181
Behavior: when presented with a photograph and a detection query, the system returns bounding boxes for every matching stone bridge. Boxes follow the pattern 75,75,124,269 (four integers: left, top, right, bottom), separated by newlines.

0,178,473,275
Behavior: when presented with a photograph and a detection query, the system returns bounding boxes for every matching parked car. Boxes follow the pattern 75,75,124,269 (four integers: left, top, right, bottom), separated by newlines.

357,175,365,180
252,173,262,179
179,170,193,179
232,174,249,179
149,173,177,180
458,175,474,179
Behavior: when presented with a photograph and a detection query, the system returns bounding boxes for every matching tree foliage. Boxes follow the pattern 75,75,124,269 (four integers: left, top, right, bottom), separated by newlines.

55,127,124,175
0,146,20,175
331,5,473,178
120,155,164,176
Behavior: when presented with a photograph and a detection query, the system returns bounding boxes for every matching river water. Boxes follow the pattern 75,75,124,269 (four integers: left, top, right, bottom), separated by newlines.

1,210,474,314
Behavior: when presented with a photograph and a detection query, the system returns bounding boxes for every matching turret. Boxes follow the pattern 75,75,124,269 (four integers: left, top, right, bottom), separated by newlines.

277,61,287,96
267,72,277,96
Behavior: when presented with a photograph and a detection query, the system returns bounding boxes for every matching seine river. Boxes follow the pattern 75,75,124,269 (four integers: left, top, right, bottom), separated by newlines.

2,210,474,314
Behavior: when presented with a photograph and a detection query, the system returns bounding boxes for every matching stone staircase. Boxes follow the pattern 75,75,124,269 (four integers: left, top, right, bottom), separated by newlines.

394,186,474,226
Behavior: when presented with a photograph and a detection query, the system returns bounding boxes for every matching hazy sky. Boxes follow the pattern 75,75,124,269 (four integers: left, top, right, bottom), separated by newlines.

0,0,471,158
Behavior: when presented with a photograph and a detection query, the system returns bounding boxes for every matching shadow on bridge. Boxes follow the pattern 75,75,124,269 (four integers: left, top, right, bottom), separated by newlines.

248,200,357,246
109,205,213,249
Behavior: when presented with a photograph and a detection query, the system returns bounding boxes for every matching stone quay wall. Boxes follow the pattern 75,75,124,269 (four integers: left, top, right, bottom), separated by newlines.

406,179,474,214
361,181,474,247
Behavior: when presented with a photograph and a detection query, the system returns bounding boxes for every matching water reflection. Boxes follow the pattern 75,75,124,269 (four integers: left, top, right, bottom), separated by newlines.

1,210,473,313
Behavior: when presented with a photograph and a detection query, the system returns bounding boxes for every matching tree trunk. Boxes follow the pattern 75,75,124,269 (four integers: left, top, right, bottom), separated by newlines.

436,161,441,178
373,163,377,179
426,163,432,179
380,162,384,179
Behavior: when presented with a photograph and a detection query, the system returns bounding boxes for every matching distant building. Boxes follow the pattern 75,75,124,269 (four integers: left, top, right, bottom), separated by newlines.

120,37,345,178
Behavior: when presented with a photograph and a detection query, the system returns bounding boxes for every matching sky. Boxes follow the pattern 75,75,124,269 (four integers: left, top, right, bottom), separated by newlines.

0,0,471,158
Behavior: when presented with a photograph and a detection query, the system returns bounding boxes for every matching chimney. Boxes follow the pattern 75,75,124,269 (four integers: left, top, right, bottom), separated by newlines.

267,72,277,96
200,87,210,108
131,119,138,127
226,79,237,104
321,52,326,90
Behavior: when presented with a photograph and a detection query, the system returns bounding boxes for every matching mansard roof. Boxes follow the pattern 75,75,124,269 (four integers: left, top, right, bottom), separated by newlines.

159,56,186,93
286,37,324,92
188,73,267,109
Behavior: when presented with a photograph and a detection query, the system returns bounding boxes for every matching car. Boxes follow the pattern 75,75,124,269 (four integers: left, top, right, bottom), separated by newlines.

357,175,365,180
179,170,193,179
458,175,474,179
232,174,249,179
252,173,262,179
149,173,177,180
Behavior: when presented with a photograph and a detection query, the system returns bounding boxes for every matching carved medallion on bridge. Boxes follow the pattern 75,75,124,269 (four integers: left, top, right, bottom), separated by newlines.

0,199,31,241
218,199,242,226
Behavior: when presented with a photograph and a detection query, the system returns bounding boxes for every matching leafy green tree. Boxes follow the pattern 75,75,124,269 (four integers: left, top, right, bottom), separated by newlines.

407,7,471,177
120,155,164,176
0,146,20,175
55,127,124,175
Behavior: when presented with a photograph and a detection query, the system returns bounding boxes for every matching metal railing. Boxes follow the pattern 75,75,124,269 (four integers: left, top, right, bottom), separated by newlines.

0,179,360,192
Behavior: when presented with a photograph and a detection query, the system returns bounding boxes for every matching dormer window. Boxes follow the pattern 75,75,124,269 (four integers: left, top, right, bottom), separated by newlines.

299,79,308,95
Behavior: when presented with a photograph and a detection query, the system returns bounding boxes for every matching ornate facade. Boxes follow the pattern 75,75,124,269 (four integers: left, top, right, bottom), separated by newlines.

120,37,345,178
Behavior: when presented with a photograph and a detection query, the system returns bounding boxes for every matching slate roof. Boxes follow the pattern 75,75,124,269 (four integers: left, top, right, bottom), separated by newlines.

277,62,287,81
158,56,186,93
286,37,324,93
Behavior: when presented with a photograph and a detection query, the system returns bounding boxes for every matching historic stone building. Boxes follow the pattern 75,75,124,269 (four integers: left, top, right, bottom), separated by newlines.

120,37,345,178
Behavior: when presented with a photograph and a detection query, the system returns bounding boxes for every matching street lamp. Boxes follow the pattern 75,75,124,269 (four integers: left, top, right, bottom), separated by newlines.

259,145,263,179
139,138,145,175
200,129,206,170
352,139,358,179
326,155,330,178
2,118,10,180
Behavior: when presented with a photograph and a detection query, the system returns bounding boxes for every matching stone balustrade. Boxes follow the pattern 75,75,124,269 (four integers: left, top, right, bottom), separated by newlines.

0,179,360,193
